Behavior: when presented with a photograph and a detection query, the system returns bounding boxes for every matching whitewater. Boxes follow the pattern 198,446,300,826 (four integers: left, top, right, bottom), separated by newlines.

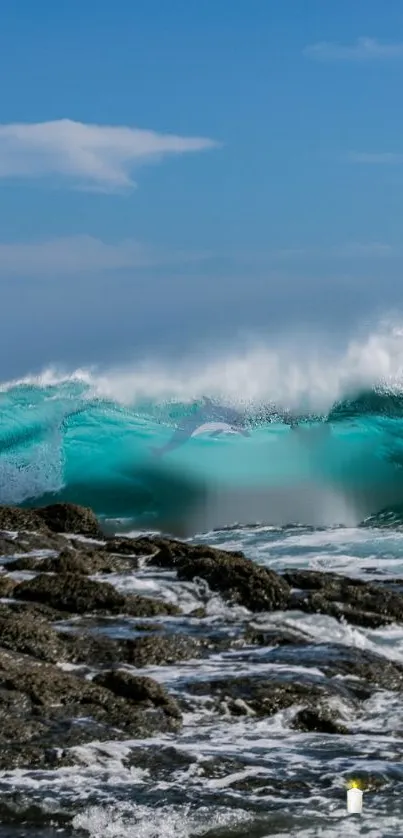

2,322,403,837
3,322,403,531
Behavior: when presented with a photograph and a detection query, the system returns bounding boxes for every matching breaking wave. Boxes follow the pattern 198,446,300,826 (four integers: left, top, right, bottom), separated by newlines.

3,323,403,533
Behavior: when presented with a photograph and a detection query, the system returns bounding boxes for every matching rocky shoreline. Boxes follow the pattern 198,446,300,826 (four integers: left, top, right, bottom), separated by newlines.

0,501,402,783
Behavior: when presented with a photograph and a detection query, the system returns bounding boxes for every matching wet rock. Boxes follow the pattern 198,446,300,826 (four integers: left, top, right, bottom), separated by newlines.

146,538,245,569
291,708,348,734
244,625,312,647
123,594,180,618
319,645,403,694
184,674,354,719
14,572,125,614
119,633,200,667
14,572,180,617
4,555,45,571
59,626,192,667
104,536,153,556
176,552,290,612
0,575,18,597
130,621,161,632
0,507,48,533
123,744,194,778
284,569,403,627
35,503,104,539
144,538,291,611
0,533,42,557
63,631,123,665
40,547,137,575
0,610,66,662
94,671,181,719
0,647,181,769
7,546,137,575
244,637,403,698
5,600,69,621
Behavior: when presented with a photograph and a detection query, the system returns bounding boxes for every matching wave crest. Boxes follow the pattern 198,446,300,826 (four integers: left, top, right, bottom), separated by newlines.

3,322,403,532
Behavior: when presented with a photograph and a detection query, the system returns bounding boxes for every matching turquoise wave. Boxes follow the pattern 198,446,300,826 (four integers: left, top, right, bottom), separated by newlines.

2,375,403,533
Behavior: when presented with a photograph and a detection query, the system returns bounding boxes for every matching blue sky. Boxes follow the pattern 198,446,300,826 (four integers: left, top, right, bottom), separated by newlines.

1,0,403,377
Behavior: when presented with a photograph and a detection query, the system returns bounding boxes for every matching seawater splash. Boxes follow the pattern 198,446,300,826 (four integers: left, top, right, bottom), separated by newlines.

3,323,403,533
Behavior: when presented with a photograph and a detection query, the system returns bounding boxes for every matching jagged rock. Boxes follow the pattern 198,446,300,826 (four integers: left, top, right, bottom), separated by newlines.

0,647,181,769
291,708,348,735
0,576,18,598
40,547,137,575
104,537,152,556
13,572,179,617
0,507,48,533
244,625,312,647
142,538,290,612
176,552,290,612
35,503,104,539
93,671,181,719
284,569,403,627
184,675,354,719
3,555,44,571
0,610,65,662
119,633,200,667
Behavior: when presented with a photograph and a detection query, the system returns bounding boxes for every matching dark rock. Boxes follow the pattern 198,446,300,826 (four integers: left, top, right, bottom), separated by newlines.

35,503,104,539
4,601,69,621
14,572,180,617
123,594,180,618
93,671,181,719
144,538,290,611
0,575,18,597
0,535,24,557
176,552,290,612
14,572,125,614
0,610,65,662
7,546,137,575
0,507,48,533
0,646,181,769
40,547,137,575
4,555,44,572
285,569,403,627
320,645,403,694
3,531,68,553
146,538,244,569
130,621,161,632
104,537,153,556
184,674,355,719
63,632,123,665
291,708,348,735
244,625,312,647
119,634,200,667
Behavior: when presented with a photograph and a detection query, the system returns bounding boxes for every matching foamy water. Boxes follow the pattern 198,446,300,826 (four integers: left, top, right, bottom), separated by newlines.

0,522,403,837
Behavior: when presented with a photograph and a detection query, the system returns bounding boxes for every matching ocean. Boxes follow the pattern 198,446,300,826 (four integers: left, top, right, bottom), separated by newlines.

1,326,403,836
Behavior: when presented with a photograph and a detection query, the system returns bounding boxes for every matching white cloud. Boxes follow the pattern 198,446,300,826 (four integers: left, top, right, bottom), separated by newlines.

304,37,403,61
0,235,211,276
0,119,218,191
348,151,403,164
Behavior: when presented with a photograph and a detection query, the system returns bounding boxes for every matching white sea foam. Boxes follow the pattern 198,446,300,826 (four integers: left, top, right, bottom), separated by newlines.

0,521,402,835
3,319,403,411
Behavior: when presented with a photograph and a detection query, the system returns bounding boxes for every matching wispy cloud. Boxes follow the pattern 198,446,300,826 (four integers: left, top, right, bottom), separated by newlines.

348,151,403,164
267,242,397,260
0,119,219,192
304,37,403,62
332,242,396,257
0,235,212,276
